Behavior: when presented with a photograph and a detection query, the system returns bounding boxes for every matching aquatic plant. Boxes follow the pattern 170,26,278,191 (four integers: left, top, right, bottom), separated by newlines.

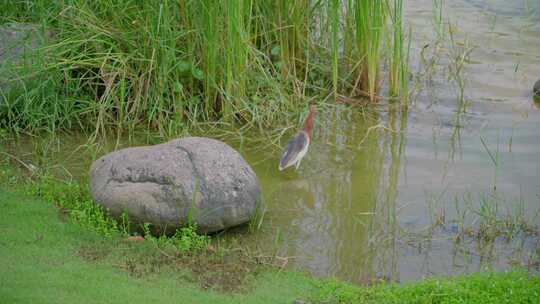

0,0,409,137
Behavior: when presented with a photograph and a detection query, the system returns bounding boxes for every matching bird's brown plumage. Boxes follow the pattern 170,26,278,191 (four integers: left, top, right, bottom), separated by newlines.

278,105,316,171
279,130,309,170
302,104,316,136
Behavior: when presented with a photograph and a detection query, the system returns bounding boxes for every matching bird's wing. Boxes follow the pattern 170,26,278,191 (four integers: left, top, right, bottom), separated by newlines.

279,131,309,170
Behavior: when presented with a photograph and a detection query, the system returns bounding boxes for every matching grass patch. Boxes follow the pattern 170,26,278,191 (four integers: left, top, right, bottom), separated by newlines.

0,156,283,292
0,155,539,302
0,189,314,302
1,0,410,137
311,271,540,304
1,188,539,303
0,154,213,257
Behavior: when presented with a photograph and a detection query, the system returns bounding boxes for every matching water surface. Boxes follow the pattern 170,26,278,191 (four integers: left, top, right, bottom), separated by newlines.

246,0,540,283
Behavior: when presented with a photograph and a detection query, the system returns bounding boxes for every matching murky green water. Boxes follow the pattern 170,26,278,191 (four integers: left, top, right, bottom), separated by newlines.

2,0,539,284
247,0,540,283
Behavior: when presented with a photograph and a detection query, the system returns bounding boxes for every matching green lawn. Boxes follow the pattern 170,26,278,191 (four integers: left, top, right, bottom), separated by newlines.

1,189,539,304
0,190,313,303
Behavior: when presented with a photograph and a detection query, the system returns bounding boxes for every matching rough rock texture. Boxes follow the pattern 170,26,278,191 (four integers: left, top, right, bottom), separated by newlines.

90,137,261,234
0,23,47,62
0,23,52,107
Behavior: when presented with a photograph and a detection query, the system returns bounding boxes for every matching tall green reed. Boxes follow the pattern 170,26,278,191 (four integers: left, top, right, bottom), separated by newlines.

387,0,410,100
0,0,409,136
353,0,386,100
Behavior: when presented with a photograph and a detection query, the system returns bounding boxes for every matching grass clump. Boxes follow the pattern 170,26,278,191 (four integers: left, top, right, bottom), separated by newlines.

311,271,540,304
1,0,410,137
25,174,121,237
142,222,209,253
173,225,210,252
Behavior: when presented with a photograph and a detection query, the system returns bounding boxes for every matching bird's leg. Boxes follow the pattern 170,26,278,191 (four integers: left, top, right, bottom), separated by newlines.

295,159,302,170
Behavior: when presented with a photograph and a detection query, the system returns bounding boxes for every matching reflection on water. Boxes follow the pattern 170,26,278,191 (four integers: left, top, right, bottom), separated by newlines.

255,107,384,281
464,0,540,19
249,0,540,283
1,0,539,285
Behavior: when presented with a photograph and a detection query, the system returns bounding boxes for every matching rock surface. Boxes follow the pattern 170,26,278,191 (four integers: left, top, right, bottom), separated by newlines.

0,23,46,64
0,23,52,108
90,137,261,234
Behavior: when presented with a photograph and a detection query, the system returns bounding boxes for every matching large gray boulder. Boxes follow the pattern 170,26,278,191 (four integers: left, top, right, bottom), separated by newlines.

90,137,261,234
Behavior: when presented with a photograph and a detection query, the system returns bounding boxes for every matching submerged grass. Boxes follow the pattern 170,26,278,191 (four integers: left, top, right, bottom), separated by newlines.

417,191,540,272
1,0,410,137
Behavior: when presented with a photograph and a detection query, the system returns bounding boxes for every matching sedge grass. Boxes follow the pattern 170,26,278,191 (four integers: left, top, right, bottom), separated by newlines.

1,0,410,137
387,0,410,100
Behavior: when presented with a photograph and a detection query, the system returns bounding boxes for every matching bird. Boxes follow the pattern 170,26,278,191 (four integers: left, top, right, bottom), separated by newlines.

279,104,316,171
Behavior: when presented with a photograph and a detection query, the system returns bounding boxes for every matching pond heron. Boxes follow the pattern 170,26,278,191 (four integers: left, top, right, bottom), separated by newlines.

279,105,316,171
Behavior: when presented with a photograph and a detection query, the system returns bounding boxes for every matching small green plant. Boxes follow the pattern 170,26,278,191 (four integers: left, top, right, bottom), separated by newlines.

432,0,445,40
249,197,267,232
171,224,209,253
120,210,130,236
312,278,362,304
142,222,153,239
0,128,7,140
23,174,121,237
387,0,410,99
142,222,209,253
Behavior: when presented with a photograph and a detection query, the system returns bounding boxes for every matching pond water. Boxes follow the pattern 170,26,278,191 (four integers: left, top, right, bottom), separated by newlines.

244,0,540,283
2,0,540,285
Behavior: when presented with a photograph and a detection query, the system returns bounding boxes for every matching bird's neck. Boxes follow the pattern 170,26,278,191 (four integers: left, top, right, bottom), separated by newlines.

302,109,315,137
